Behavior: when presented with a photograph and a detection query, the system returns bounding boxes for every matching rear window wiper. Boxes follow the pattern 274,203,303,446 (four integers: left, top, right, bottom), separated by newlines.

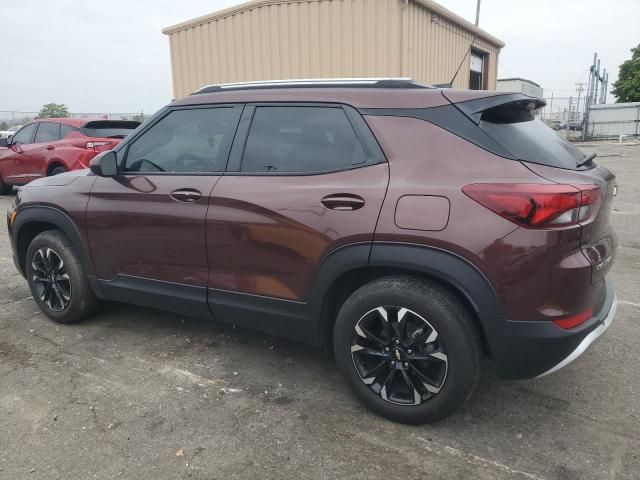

576,152,597,168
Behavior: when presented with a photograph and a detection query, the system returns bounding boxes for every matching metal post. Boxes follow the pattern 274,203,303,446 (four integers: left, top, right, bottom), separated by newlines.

599,69,606,104
566,96,573,136
475,0,481,26
575,82,585,124
583,54,597,140
593,59,600,103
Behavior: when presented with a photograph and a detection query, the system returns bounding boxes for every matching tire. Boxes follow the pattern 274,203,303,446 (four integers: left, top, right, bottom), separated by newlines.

0,176,12,195
49,166,67,176
26,230,97,324
333,275,481,424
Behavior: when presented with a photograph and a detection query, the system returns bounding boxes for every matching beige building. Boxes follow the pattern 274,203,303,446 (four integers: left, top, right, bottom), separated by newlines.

163,0,504,99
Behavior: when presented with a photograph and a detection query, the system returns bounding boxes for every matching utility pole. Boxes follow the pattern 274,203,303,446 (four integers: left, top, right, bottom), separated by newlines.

566,96,573,136
593,59,601,106
600,70,608,104
575,82,585,124
475,0,481,26
583,53,597,141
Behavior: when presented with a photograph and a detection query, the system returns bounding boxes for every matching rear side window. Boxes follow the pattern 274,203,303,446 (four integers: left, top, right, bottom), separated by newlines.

60,124,80,138
479,104,584,169
124,107,239,173
241,106,367,173
34,122,61,143
83,121,140,139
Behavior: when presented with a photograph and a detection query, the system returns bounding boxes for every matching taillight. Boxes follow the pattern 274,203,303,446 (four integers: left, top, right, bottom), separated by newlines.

553,308,593,329
72,140,112,150
462,183,600,228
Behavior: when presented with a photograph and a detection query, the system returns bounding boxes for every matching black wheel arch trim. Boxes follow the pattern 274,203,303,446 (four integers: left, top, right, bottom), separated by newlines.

10,205,103,297
307,241,504,349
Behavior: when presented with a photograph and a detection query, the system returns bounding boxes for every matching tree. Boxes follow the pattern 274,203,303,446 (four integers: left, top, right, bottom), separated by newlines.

611,44,640,103
38,103,70,118
0,121,8,130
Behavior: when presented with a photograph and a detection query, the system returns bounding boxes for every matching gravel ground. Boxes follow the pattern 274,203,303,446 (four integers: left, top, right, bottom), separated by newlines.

0,142,639,480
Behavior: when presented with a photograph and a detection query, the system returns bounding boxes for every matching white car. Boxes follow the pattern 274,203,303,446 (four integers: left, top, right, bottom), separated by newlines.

0,125,23,139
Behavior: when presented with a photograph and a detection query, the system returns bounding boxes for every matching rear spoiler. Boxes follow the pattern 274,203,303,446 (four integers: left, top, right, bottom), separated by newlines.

445,93,546,125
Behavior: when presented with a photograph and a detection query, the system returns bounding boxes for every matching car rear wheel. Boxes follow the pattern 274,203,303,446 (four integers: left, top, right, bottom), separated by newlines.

49,166,67,176
333,275,481,424
26,230,97,324
0,177,12,195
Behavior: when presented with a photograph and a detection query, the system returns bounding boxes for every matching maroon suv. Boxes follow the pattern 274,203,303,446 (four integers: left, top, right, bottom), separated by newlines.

6,79,617,424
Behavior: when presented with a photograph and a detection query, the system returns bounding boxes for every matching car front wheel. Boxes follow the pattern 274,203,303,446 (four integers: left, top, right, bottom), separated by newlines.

333,275,481,424
26,230,97,323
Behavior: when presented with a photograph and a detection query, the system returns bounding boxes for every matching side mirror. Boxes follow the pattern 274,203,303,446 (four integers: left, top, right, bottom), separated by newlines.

89,150,118,177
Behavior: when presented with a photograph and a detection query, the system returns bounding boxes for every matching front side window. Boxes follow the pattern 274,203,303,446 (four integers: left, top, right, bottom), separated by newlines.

124,108,239,173
34,122,61,143
241,106,367,173
11,123,37,145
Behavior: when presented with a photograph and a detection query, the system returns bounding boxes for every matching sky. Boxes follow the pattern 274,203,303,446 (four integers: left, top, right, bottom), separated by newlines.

1,0,638,115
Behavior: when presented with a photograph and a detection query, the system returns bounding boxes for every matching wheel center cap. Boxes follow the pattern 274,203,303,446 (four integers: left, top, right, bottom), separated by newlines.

394,349,402,361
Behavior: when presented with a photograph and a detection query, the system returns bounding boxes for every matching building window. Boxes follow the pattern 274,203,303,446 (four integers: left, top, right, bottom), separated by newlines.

469,50,485,90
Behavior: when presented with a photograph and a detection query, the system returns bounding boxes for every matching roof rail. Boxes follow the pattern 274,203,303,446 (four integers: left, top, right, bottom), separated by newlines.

192,78,433,94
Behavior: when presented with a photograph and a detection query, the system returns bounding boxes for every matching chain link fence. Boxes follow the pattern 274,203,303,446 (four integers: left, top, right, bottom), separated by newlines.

0,111,149,131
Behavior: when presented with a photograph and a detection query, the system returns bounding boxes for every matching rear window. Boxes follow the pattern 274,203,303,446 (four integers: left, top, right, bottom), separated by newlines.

241,106,367,173
479,103,584,169
83,120,140,139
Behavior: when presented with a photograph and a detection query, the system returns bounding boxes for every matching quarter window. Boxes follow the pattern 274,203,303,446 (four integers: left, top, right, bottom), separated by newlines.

11,123,37,145
241,107,367,173
124,108,239,173
60,124,80,138
35,122,61,143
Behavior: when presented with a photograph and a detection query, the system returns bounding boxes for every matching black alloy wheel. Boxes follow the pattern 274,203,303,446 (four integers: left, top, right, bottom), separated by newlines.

350,305,448,405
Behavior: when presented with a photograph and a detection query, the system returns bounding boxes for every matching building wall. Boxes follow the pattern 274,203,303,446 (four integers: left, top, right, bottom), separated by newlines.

589,102,640,137
405,2,500,89
164,0,503,98
496,79,543,98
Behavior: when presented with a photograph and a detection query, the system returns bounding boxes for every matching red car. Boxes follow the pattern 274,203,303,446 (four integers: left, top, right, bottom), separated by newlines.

0,118,140,194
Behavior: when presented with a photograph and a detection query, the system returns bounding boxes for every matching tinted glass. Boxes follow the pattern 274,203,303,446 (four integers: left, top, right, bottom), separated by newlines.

11,123,36,145
34,122,61,143
60,124,80,138
241,107,366,173
125,108,237,173
83,121,140,139
480,105,584,169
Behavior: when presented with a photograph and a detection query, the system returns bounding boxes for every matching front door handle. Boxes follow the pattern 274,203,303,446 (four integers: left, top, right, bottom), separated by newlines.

321,193,365,211
46,145,55,150
170,188,202,203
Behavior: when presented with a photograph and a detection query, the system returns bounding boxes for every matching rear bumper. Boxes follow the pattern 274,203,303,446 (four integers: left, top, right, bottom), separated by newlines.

535,294,616,377
489,279,616,379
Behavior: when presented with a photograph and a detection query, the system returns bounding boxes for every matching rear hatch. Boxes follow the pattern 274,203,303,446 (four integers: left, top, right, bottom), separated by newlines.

447,91,617,283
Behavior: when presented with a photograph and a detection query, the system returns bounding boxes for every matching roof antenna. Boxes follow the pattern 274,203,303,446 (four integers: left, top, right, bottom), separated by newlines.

449,33,479,87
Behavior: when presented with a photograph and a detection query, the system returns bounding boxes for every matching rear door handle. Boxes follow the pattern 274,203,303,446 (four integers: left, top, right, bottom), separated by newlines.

46,145,55,150
170,188,202,203
321,194,365,211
